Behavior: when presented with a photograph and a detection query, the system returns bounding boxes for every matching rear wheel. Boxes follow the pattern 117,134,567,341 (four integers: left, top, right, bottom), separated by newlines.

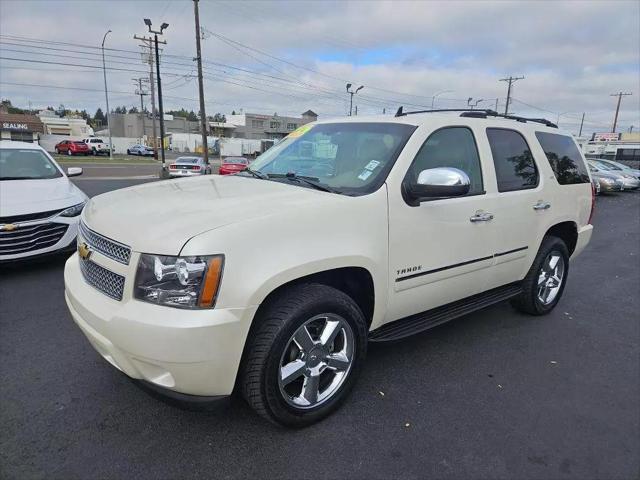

511,236,569,315
241,283,367,427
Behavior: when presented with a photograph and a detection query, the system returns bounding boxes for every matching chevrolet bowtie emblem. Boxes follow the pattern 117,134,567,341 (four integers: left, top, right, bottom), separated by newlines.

78,242,92,260
1,223,17,232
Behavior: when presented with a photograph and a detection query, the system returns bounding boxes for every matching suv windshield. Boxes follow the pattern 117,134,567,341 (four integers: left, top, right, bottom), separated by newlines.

0,149,63,180
248,122,416,195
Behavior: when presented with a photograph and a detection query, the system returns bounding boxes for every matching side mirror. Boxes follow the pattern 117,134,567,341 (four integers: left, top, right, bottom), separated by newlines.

67,167,83,177
405,167,470,204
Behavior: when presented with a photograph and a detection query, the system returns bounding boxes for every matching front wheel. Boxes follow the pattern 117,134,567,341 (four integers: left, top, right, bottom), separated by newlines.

55,148,60,154
67,149,72,156
511,236,570,315
240,283,367,427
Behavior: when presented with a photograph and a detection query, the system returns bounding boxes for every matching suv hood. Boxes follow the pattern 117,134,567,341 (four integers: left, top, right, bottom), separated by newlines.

0,177,86,217
83,175,338,254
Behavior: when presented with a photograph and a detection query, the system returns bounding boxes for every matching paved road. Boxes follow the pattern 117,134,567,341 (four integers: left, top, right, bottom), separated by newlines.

1,183,638,480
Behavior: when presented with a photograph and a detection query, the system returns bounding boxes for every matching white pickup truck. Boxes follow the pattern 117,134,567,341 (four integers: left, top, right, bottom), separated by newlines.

82,137,111,156
65,110,594,426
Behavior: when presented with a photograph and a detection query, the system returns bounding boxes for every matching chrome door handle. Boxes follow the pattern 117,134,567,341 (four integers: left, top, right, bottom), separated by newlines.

533,201,551,211
470,212,494,222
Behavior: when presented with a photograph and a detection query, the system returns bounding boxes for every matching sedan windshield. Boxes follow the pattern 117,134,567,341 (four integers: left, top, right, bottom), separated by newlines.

0,149,63,180
247,122,416,195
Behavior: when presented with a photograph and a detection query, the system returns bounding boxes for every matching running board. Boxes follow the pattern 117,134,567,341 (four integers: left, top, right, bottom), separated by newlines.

369,283,523,342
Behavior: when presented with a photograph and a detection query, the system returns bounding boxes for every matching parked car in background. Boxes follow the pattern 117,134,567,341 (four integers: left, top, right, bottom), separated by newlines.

0,141,87,261
127,144,155,156
55,140,90,156
591,158,640,181
588,163,624,193
168,156,211,177
65,112,594,426
588,160,639,190
82,137,111,156
219,156,249,175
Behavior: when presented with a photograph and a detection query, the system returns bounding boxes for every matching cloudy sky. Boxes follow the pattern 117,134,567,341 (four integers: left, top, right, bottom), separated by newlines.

0,0,638,135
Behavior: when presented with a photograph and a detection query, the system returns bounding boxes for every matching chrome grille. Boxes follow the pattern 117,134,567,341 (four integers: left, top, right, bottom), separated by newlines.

79,221,131,265
79,258,125,301
0,222,69,255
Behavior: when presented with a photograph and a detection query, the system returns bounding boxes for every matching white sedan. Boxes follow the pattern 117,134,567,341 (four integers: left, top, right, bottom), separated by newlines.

0,141,88,262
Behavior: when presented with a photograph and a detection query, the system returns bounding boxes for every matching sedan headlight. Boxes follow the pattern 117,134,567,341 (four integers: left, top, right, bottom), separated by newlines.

134,254,224,309
599,177,613,185
59,201,86,217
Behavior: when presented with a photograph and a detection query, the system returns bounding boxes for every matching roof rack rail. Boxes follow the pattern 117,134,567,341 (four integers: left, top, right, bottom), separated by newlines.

394,106,557,128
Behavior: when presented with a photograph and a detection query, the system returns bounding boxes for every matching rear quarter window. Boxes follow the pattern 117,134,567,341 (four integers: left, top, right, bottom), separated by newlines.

535,132,590,185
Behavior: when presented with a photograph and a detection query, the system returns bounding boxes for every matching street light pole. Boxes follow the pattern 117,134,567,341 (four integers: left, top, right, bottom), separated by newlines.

101,30,113,160
144,18,169,175
346,84,363,116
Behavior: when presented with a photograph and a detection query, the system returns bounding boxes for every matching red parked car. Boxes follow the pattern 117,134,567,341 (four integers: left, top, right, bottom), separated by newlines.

55,140,90,156
219,156,249,175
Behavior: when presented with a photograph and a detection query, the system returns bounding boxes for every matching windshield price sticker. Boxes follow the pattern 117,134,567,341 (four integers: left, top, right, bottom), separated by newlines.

287,124,314,139
357,170,373,181
364,160,380,171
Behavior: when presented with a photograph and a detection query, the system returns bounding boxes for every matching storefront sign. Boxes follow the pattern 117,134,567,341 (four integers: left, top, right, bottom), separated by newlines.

2,122,29,131
591,132,621,142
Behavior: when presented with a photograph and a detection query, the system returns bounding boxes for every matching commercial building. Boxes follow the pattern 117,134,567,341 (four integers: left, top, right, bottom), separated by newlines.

37,110,94,137
581,131,640,161
225,110,318,140
0,112,45,142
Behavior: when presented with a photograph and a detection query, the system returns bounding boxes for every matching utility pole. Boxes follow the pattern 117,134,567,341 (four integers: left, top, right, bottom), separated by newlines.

578,112,585,137
101,30,113,160
610,92,632,133
141,19,169,175
135,35,165,159
494,98,499,112
499,75,524,116
193,0,209,165
133,77,148,143
346,83,363,116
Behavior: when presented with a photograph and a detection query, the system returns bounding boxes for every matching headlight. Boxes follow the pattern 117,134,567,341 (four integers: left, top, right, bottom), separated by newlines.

134,254,224,309
599,177,613,185
59,201,86,217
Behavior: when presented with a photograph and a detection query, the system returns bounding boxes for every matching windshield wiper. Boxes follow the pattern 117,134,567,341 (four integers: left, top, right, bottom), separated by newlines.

237,167,268,179
267,172,341,194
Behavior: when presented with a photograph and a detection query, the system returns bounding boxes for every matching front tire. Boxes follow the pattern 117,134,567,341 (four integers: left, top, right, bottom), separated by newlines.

240,283,368,427
67,149,72,156
511,236,569,315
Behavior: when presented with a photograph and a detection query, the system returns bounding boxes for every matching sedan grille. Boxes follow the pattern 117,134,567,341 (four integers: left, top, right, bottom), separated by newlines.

79,221,131,265
0,222,69,255
79,258,125,301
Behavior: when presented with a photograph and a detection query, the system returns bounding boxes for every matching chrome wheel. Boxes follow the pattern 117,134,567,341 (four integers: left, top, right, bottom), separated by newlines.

278,314,354,409
537,252,565,305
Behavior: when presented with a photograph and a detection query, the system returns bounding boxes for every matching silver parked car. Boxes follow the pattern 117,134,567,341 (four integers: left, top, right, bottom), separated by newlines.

588,163,624,193
588,160,639,190
127,144,155,156
591,158,640,181
168,156,212,177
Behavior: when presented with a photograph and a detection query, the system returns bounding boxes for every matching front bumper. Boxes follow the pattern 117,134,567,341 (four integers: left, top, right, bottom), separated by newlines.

64,253,257,396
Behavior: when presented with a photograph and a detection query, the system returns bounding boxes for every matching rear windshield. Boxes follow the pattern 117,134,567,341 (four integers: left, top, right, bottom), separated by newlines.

176,158,200,164
0,149,62,180
535,132,590,185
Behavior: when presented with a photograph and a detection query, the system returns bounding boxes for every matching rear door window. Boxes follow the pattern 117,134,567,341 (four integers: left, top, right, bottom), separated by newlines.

535,132,590,184
486,128,538,192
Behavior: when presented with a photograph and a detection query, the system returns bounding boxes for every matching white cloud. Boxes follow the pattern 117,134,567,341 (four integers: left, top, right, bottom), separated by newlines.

0,0,638,133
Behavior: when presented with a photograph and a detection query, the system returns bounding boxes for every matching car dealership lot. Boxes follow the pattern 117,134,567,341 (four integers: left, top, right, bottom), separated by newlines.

1,181,638,479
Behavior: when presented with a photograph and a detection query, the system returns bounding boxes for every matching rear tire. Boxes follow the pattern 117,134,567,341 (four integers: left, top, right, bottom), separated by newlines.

511,236,569,315
240,283,368,427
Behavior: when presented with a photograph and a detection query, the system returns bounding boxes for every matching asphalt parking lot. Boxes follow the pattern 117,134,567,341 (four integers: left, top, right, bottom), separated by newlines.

1,181,638,480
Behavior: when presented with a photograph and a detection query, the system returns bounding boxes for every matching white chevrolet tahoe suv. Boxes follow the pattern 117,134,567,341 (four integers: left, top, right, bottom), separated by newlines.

64,109,594,426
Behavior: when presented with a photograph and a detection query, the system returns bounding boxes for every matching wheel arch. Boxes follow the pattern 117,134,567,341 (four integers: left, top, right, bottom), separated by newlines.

544,221,578,256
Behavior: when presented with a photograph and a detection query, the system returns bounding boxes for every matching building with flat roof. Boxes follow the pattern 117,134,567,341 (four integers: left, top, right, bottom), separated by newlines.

37,110,94,137
225,110,318,140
